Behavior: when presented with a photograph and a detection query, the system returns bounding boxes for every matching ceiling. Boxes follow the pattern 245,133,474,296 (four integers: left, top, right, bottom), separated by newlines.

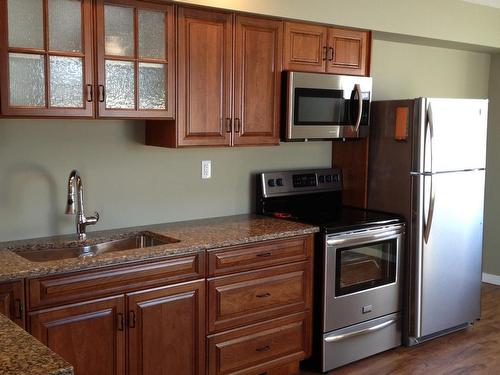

462,0,500,8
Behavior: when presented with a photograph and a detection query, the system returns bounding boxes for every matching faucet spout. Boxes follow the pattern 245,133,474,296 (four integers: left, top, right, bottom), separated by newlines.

65,170,99,240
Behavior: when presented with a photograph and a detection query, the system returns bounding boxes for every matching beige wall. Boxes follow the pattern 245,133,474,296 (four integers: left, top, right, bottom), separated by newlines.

483,53,500,276
173,0,500,49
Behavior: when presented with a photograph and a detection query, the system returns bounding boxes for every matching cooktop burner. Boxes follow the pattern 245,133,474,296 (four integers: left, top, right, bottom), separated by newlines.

256,168,403,233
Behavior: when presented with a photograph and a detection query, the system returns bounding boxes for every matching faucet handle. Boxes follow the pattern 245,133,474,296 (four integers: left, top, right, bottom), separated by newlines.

86,212,100,225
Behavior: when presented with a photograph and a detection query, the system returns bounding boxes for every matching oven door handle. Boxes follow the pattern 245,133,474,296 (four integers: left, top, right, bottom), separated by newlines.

353,83,363,133
324,318,398,343
326,229,402,246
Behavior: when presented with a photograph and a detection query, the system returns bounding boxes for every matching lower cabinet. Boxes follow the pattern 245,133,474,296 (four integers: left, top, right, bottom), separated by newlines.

29,278,205,375
30,295,126,375
0,280,25,328
127,280,205,375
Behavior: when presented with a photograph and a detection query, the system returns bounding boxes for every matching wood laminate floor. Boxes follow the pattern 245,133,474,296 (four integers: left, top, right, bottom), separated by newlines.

301,283,500,375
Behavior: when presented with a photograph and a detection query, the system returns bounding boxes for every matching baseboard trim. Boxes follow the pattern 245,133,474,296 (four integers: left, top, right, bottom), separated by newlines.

482,273,500,286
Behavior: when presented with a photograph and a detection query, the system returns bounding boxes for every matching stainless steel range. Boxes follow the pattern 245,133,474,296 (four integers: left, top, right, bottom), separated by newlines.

256,168,405,372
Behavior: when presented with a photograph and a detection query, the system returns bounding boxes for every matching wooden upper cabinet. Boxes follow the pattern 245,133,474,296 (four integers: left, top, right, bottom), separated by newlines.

30,295,126,375
95,0,174,119
327,27,370,76
233,16,282,146
127,280,205,375
175,7,233,147
283,21,327,73
0,281,25,328
0,0,94,117
283,21,371,76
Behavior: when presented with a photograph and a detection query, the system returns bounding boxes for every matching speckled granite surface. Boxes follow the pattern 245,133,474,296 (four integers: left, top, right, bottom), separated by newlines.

0,314,73,375
0,214,318,282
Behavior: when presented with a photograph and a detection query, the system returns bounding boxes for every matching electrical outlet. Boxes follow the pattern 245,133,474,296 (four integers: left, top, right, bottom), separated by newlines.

201,160,211,179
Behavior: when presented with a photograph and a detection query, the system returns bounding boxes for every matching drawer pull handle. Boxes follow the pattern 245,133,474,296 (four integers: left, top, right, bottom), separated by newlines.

256,292,271,298
129,311,136,328
256,252,272,258
256,345,271,352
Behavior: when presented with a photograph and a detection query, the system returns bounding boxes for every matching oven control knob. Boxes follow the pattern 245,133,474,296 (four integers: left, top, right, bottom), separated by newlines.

276,178,284,186
318,175,325,183
326,175,332,183
267,179,275,187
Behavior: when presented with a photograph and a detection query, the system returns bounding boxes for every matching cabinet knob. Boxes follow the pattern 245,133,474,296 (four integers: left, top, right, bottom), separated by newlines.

117,313,124,331
14,299,23,320
234,118,241,133
322,46,327,61
256,292,271,298
128,311,136,328
225,118,232,133
256,345,271,352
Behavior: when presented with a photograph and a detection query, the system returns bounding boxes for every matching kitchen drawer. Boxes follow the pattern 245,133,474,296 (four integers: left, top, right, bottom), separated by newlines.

28,252,205,310
208,235,312,276
207,311,311,375
208,262,311,333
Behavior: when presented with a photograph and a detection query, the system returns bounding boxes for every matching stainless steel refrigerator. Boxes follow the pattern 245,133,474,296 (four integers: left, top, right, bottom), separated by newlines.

367,98,488,345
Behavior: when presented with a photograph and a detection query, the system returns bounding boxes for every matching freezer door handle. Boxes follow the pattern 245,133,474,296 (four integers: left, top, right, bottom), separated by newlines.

324,318,398,343
354,84,363,132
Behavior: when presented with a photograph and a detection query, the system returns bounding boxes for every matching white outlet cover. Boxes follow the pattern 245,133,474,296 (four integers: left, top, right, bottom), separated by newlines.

201,160,212,179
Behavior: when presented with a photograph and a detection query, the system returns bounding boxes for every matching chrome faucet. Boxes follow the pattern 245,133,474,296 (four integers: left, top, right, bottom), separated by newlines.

65,170,99,240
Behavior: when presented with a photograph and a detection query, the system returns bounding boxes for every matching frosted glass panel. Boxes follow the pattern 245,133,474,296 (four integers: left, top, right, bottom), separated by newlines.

139,63,166,110
9,53,46,107
49,0,82,52
105,60,135,109
50,56,83,108
138,10,165,59
105,5,134,56
8,0,44,48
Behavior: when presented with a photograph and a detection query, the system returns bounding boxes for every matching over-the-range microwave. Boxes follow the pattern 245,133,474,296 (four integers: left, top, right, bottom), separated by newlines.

284,71,373,141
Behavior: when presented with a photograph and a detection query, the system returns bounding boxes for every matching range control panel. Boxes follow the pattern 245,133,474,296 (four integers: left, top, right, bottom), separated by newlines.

260,168,342,198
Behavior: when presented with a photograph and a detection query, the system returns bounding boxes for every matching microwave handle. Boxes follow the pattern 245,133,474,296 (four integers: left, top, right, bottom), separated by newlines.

353,84,363,132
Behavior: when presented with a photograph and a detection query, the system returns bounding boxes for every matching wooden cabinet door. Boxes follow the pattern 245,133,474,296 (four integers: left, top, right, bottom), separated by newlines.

0,280,24,328
95,0,175,119
0,0,94,117
30,295,126,375
283,21,327,73
176,7,233,147
127,280,205,375
233,16,282,146
326,28,370,76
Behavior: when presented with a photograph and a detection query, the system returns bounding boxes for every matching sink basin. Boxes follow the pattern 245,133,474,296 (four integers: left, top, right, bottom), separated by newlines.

12,231,180,262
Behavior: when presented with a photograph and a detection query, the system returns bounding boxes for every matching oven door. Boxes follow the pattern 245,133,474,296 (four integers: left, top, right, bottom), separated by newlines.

285,71,372,140
324,224,404,332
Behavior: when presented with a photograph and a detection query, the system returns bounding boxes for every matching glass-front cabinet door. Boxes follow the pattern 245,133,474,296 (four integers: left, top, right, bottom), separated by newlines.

0,0,94,117
95,0,174,118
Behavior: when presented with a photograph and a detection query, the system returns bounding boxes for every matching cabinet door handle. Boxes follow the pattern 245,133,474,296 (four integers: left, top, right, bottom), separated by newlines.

225,118,232,133
14,299,23,320
256,292,271,298
129,311,136,328
322,46,327,60
98,85,105,103
234,118,241,133
256,345,271,352
328,47,334,61
256,252,272,258
86,84,93,102
117,313,124,331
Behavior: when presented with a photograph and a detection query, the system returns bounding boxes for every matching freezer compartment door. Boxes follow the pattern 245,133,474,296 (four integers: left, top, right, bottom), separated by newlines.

414,98,488,173
411,170,484,339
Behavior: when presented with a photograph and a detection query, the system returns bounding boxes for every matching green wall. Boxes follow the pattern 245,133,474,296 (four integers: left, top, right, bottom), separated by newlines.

483,53,500,276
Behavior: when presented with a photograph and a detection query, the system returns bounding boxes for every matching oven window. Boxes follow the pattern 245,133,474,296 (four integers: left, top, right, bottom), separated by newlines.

335,239,397,296
294,87,370,126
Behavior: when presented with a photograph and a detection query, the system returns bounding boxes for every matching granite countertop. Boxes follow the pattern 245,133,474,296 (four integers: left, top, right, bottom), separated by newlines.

0,314,73,375
0,214,319,282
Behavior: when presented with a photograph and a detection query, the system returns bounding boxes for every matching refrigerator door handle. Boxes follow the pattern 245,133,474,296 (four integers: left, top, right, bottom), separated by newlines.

424,174,436,243
423,104,436,243
354,84,363,132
